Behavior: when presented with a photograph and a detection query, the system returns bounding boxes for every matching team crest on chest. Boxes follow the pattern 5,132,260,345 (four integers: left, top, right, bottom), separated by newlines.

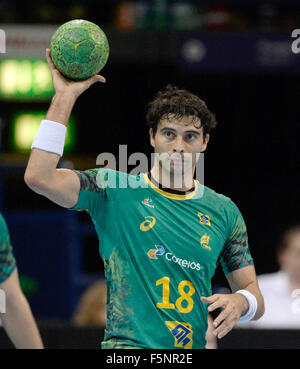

198,212,211,226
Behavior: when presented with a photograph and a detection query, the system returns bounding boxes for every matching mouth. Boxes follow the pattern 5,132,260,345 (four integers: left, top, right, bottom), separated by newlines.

168,156,191,165
169,158,183,163
168,154,184,161
168,159,184,168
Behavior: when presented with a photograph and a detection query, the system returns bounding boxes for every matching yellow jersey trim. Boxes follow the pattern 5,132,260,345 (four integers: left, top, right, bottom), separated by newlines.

143,173,198,200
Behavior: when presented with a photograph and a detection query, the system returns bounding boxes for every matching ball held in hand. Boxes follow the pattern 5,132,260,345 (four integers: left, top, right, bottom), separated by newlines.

50,19,109,80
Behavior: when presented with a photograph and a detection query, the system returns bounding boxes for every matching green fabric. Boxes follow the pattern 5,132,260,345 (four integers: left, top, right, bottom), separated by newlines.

0,213,16,284
72,168,253,349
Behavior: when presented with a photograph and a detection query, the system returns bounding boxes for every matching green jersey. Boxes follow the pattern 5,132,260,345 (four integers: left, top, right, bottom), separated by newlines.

0,213,16,284
72,169,253,349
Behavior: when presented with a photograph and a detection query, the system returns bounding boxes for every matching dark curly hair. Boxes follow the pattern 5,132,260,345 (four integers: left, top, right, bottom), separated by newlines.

146,84,217,140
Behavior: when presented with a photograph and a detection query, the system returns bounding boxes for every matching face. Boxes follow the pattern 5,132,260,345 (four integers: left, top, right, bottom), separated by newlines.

278,232,300,281
150,114,209,180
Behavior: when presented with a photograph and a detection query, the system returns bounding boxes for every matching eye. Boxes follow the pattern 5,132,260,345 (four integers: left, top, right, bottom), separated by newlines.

185,133,197,142
164,131,175,138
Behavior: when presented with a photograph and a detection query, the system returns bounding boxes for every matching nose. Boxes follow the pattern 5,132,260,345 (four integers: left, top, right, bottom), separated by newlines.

172,136,185,154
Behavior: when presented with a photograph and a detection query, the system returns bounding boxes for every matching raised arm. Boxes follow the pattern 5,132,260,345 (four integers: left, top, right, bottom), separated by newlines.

24,48,106,208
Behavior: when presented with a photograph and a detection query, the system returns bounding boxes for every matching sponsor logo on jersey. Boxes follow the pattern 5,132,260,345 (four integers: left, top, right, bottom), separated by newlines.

165,321,193,349
147,246,201,271
147,245,165,259
142,198,154,208
165,252,201,271
198,212,211,226
200,234,211,251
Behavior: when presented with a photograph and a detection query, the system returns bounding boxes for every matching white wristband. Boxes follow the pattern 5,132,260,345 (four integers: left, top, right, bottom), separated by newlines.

236,289,258,322
31,119,67,157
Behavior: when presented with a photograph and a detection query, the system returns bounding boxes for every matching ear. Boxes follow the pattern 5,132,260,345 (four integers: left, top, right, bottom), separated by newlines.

149,128,155,148
201,133,210,153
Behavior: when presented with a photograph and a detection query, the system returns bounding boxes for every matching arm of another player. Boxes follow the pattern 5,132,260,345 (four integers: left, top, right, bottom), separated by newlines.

24,48,106,208
201,265,265,339
0,268,44,348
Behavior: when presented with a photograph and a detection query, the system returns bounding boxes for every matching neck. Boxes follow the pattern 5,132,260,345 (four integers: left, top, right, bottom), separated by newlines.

150,164,195,192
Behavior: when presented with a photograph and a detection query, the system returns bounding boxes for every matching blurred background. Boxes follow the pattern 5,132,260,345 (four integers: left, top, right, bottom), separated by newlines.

0,0,299,348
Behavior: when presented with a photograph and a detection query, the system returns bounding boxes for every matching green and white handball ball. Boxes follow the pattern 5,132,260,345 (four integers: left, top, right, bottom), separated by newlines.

50,19,109,80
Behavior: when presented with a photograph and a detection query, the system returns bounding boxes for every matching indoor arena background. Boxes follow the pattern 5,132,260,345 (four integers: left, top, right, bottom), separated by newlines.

0,0,299,349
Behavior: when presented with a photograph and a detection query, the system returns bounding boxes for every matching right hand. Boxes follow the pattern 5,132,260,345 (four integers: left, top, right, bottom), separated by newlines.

46,48,106,99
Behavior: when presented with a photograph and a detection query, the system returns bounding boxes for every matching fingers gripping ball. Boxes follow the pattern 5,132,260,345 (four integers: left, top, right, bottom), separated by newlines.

50,19,109,80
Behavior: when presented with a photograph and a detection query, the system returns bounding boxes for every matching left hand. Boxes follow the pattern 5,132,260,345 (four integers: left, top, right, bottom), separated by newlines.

201,293,249,339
